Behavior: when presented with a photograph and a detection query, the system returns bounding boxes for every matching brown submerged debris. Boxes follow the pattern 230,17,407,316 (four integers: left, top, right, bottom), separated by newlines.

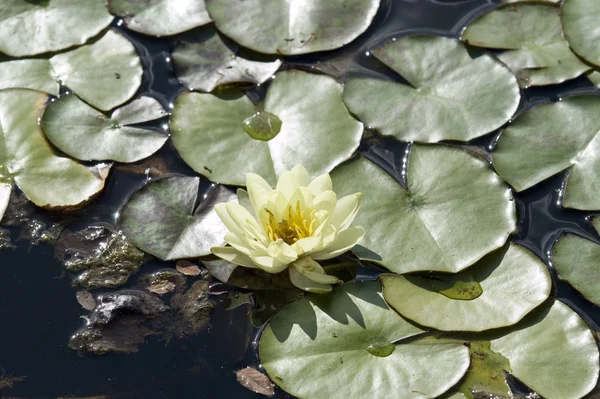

235,367,274,396
176,260,201,276
76,290,96,310
148,280,176,295
55,226,146,289
0,374,26,390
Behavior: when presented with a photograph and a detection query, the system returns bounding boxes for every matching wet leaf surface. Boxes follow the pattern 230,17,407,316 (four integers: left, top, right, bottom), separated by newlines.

171,70,363,186
172,26,281,92
235,367,274,396
562,0,600,67
343,36,520,142
331,146,516,273
0,59,58,95
42,95,168,162
120,177,236,260
205,0,381,55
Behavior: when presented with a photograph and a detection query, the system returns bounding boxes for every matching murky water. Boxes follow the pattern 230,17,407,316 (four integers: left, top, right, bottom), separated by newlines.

1,0,599,397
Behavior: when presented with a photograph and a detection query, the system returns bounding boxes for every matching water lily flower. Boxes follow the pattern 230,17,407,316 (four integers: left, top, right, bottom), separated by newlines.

211,165,364,293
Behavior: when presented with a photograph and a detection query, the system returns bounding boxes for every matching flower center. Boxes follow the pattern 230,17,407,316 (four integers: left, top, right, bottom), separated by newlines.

264,200,315,245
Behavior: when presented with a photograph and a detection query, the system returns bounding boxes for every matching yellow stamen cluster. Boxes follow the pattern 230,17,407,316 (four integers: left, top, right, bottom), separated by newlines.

264,200,315,244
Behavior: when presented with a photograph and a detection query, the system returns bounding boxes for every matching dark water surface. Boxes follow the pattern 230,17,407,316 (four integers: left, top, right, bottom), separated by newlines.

2,0,599,398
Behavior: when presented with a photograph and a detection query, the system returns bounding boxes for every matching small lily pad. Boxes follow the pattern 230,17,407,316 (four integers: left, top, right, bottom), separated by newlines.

462,2,590,87
552,218,600,306
171,70,363,186
331,145,516,274
42,95,168,163
108,0,211,36
493,95,600,210
49,30,143,111
0,89,109,208
259,281,470,399
343,36,520,142
0,59,58,95
119,177,236,260
457,341,512,399
562,0,600,67
204,0,381,55
0,0,113,57
491,301,599,399
381,244,552,332
0,183,10,223
172,27,282,92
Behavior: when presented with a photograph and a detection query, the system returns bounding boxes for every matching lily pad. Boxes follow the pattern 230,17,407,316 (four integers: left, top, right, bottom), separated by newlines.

107,0,211,36
381,244,552,331
0,89,109,208
172,27,282,92
552,218,600,306
0,0,113,57
49,30,143,111
0,59,58,95
171,70,362,186
0,183,10,223
456,341,512,399
259,281,470,399
204,0,381,55
119,177,236,260
331,145,516,274
42,95,168,162
562,0,600,67
343,36,520,142
462,2,590,87
493,95,600,210
491,301,599,399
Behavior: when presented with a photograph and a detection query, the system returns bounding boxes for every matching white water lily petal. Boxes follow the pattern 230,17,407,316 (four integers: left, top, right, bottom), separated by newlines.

250,255,289,273
313,190,337,215
214,203,244,238
288,186,314,212
292,257,341,285
211,246,259,268
289,265,333,294
276,170,301,199
307,173,333,196
237,188,255,216
331,193,362,230
266,190,289,220
246,172,273,212
225,202,263,239
292,236,323,255
290,164,310,187
267,239,299,264
224,232,253,256
312,226,366,260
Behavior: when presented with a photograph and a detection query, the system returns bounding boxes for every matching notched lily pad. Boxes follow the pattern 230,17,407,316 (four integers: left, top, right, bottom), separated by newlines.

172,26,282,92
259,281,471,399
0,59,59,95
343,35,520,142
381,244,552,331
42,95,168,163
171,70,363,186
205,0,381,55
462,2,590,87
0,0,113,57
0,89,110,209
493,95,600,210
562,0,600,67
108,0,211,36
331,145,516,274
120,177,236,260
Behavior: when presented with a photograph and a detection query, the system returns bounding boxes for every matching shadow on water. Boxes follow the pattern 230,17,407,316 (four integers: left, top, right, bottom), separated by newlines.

2,0,600,398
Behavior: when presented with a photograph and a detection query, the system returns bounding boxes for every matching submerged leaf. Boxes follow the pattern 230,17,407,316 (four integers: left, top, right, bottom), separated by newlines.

0,0,113,57
172,26,281,92
42,95,168,163
204,0,381,55
259,281,470,399
235,367,274,396
331,146,516,274
0,59,59,95
119,177,236,260
457,341,512,399
108,0,211,36
343,36,520,142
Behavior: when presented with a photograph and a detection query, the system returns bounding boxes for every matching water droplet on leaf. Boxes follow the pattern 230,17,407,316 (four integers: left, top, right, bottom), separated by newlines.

242,111,282,141
366,343,396,357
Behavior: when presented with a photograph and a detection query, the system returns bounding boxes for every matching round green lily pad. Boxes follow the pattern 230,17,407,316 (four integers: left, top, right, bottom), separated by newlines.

42,95,168,163
49,30,143,111
381,244,552,332
172,26,282,92
171,70,363,186
259,281,471,399
119,177,236,260
343,36,520,142
552,218,600,306
330,145,516,274
0,0,113,57
0,89,109,208
108,0,211,36
491,301,599,399
204,0,381,55
462,2,590,87
0,59,58,95
493,95,600,210
562,0,600,67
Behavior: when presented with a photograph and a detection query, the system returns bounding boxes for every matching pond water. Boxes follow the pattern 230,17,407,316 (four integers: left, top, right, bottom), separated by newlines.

1,0,599,398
